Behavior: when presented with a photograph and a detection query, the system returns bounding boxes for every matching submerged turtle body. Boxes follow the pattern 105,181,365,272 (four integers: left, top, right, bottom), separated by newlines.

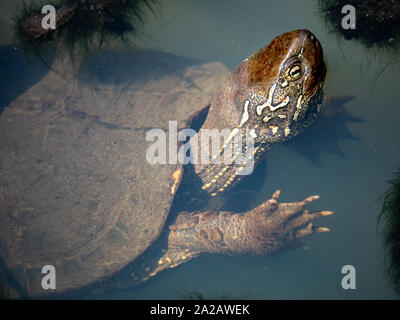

0,30,329,297
0,48,227,296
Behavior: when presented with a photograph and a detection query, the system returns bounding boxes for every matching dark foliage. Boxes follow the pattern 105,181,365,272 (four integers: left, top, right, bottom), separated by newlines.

318,0,400,49
378,168,400,294
14,0,158,58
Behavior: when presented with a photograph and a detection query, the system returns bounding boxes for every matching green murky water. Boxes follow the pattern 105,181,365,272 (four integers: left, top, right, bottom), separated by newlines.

1,0,399,299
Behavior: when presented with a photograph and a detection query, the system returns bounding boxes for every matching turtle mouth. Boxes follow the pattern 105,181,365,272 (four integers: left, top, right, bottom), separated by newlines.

291,87,325,131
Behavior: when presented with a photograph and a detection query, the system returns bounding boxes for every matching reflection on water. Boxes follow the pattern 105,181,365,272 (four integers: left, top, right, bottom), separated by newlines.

287,95,362,167
1,0,400,299
0,45,52,114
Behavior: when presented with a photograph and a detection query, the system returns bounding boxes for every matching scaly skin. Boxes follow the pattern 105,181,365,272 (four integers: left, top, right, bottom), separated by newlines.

145,190,332,280
194,29,326,197
137,30,331,282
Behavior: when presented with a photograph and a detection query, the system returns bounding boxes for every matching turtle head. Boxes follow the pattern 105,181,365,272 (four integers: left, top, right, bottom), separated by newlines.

240,29,326,144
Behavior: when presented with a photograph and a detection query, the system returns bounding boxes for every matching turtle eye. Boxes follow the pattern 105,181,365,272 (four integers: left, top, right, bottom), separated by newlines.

289,65,302,80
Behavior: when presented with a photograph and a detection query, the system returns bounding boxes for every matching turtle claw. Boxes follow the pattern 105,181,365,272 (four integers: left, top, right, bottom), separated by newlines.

289,203,332,241
314,226,330,233
258,189,281,211
288,209,334,230
296,222,313,239
241,191,333,254
271,189,281,200
295,223,330,240
318,210,334,217
300,194,320,206
162,191,333,261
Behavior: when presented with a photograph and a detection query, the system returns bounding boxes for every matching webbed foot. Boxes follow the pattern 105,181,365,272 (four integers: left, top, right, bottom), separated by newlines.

136,190,333,282
241,190,333,254
166,190,332,257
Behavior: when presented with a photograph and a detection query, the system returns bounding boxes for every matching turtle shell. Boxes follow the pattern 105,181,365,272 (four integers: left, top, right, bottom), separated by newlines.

0,48,229,296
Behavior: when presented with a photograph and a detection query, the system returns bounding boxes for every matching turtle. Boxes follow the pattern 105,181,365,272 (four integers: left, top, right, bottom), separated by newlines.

0,29,331,297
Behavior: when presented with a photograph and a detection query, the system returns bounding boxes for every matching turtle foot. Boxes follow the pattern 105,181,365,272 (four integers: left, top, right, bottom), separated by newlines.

241,190,333,254
166,190,333,257
137,190,333,282
141,247,200,282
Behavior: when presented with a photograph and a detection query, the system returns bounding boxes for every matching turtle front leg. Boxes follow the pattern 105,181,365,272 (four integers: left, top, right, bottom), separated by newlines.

227,190,333,255
144,191,332,280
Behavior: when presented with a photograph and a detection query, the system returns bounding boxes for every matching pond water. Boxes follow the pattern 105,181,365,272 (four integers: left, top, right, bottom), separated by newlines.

1,0,400,299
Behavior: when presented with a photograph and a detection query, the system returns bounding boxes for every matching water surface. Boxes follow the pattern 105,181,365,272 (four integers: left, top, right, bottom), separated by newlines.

1,0,399,299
